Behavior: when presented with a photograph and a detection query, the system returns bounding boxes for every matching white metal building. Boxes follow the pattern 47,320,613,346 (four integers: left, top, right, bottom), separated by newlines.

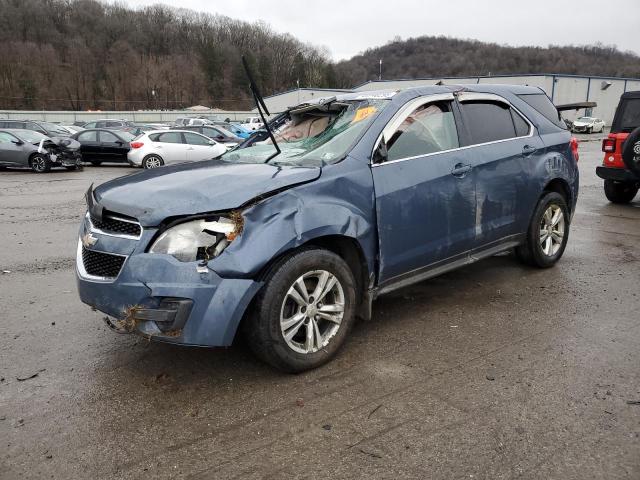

263,74,640,124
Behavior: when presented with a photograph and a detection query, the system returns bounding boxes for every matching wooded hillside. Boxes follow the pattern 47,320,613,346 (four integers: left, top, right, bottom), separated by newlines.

0,0,336,110
334,36,640,87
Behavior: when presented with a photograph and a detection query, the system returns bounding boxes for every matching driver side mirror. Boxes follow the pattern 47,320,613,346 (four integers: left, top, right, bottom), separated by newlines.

11,140,23,146
208,140,217,145
372,137,388,164
216,135,225,141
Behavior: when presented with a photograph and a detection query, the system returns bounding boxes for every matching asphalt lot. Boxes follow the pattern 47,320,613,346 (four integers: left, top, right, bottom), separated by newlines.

1,136,639,479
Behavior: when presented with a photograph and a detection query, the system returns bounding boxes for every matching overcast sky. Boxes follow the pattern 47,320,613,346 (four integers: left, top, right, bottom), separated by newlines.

121,0,640,61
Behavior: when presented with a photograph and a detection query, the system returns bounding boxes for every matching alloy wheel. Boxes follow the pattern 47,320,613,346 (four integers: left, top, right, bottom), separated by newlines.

144,156,162,168
32,156,46,172
280,270,345,354
539,204,565,256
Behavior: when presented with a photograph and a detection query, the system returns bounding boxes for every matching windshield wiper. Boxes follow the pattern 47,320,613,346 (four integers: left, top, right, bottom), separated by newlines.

242,56,281,163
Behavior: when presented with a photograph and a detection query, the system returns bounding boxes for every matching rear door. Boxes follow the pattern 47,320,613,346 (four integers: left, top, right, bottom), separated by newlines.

154,131,187,163
372,94,477,283
76,130,101,161
457,93,541,246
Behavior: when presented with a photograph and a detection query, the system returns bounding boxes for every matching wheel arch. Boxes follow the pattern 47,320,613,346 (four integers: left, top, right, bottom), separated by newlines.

543,177,573,214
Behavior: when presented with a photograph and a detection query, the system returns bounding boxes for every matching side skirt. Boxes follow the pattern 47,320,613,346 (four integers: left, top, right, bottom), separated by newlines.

372,234,524,299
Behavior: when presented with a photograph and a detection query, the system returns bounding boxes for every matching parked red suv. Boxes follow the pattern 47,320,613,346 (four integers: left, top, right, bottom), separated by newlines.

597,91,640,203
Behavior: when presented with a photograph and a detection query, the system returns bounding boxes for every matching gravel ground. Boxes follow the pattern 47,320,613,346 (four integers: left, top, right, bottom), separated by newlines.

0,135,639,479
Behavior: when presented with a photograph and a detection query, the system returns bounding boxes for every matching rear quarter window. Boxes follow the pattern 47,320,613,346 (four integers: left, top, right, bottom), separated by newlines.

517,93,566,129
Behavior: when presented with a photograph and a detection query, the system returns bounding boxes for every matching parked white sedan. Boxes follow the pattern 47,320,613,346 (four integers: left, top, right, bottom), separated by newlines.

571,116,606,134
127,130,227,169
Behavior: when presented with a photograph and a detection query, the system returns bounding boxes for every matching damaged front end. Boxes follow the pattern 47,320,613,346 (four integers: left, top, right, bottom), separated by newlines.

42,137,83,168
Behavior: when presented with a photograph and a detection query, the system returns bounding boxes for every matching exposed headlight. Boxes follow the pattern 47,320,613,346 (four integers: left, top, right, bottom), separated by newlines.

149,216,240,262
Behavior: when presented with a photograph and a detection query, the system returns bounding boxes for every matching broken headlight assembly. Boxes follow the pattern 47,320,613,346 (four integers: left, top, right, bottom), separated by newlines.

149,215,241,262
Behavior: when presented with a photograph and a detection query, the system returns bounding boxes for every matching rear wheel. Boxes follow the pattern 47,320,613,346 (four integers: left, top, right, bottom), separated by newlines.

604,179,638,204
244,248,357,372
516,192,570,268
143,155,164,169
29,154,51,173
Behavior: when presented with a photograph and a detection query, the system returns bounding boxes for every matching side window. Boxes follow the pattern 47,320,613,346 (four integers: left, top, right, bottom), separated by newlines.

183,132,211,145
105,121,121,128
517,93,566,129
148,133,160,142
512,109,530,137
460,101,516,144
386,101,459,161
0,132,17,143
95,121,107,128
158,132,183,144
84,122,97,129
78,131,98,142
100,131,119,143
202,127,220,138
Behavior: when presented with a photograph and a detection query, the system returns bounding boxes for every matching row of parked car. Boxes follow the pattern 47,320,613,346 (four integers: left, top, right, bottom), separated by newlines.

0,116,262,173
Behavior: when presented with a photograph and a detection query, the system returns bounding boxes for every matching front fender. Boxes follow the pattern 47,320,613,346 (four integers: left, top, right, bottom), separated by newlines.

209,157,377,279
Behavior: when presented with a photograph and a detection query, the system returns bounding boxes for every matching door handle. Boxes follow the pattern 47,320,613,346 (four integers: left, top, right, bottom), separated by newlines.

522,145,537,156
187,147,194,150
451,163,472,177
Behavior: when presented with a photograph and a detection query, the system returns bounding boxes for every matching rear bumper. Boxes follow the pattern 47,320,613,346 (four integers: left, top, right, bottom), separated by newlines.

596,166,639,183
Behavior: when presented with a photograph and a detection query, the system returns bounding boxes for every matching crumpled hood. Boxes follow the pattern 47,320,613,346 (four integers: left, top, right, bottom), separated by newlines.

93,159,321,226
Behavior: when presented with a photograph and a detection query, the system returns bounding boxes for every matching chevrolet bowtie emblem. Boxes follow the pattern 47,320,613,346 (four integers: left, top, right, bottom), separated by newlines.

81,233,98,248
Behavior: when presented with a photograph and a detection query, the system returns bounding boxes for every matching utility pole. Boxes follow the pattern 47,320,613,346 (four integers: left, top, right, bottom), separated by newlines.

379,59,382,81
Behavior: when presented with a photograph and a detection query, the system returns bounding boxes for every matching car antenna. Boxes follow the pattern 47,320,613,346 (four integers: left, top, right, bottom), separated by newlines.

241,55,281,163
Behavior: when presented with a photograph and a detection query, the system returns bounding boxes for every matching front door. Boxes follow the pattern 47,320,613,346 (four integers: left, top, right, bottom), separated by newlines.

183,132,220,161
0,132,24,166
372,95,477,283
98,130,127,163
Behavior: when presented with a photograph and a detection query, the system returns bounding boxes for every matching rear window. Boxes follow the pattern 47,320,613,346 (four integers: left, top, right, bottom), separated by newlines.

618,98,640,132
517,93,566,129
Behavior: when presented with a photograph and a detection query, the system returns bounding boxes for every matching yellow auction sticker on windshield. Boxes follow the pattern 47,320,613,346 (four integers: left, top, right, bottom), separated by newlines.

352,106,377,123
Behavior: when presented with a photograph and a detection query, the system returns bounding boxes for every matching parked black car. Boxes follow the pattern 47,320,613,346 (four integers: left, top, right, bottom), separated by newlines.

0,120,70,137
171,124,241,144
71,129,134,165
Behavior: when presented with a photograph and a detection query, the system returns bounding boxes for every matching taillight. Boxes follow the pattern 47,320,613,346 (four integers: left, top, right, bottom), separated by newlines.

130,141,144,149
602,138,616,153
570,137,579,162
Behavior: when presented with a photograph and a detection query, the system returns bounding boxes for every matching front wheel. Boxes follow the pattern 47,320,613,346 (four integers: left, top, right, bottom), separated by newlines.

516,192,570,268
604,179,638,204
244,248,357,372
143,155,164,169
30,154,51,173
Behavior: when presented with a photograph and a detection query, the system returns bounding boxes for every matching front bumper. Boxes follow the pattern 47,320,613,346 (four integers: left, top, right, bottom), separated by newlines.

76,220,262,346
596,166,639,183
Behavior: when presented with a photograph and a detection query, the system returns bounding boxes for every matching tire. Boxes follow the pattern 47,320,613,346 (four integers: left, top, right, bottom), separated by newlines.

621,126,640,177
587,127,592,134
516,191,570,268
90,160,102,166
29,154,51,173
244,248,357,373
143,155,164,169
604,179,638,204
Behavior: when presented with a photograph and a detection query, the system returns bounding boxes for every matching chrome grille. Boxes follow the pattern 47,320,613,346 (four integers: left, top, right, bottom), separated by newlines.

89,212,142,238
81,246,126,278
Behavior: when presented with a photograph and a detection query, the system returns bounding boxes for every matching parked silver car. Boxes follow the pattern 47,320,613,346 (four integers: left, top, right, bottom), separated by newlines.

0,129,82,172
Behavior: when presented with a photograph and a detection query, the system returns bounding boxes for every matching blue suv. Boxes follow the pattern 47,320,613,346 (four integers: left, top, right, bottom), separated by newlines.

76,85,578,372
